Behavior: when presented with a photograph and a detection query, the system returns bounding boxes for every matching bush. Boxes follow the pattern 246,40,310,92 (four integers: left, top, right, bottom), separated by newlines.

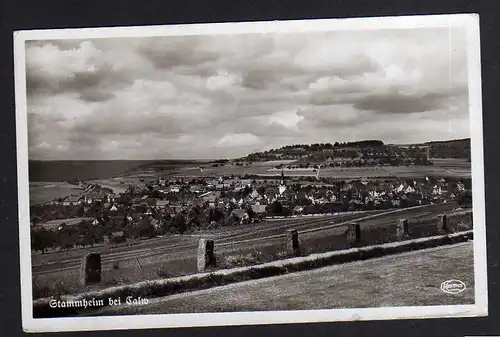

223,251,265,268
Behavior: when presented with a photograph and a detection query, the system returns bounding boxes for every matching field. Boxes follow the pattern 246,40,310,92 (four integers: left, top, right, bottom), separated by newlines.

31,202,467,299
29,182,81,205
121,160,471,180
168,163,470,179
430,158,472,176
92,241,474,315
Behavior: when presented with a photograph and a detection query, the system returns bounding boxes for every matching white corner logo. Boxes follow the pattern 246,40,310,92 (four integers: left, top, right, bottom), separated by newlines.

440,279,466,294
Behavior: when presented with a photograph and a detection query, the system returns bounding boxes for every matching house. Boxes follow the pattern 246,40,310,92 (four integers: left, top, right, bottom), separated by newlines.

249,190,260,199
251,204,267,216
169,204,183,214
404,185,415,194
61,195,83,206
432,185,447,195
109,231,127,244
201,191,221,203
40,217,92,231
155,200,170,209
190,185,203,193
168,185,181,193
82,191,107,204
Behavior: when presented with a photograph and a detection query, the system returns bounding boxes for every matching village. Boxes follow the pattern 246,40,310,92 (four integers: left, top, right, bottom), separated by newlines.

29,169,473,253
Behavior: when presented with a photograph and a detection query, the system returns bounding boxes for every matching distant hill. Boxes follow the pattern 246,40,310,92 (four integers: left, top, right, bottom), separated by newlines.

238,138,471,164
425,138,471,160
242,140,385,162
425,138,470,145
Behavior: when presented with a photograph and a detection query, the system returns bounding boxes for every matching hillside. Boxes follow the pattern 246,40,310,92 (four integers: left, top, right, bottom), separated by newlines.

426,138,471,160
238,140,427,167
238,138,471,164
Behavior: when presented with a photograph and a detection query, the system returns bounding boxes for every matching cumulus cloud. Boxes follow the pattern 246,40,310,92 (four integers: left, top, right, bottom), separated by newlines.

25,26,470,160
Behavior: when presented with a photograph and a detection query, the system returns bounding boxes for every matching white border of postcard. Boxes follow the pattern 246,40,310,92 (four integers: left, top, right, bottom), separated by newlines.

15,13,487,333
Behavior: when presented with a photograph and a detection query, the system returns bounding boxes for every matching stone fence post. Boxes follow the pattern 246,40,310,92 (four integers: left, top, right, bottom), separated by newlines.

197,239,216,272
396,219,410,240
286,229,301,256
80,253,101,286
438,214,452,234
346,222,361,246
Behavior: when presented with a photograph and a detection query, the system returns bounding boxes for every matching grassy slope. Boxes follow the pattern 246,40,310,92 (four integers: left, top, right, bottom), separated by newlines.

97,241,474,315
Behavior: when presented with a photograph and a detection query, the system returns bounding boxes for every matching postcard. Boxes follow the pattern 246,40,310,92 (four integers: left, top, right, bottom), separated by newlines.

14,13,487,333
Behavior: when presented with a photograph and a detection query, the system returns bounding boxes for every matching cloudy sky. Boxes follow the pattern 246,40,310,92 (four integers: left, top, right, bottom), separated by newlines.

26,26,469,160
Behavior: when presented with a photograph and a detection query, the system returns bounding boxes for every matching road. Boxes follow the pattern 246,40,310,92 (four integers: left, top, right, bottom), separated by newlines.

93,241,474,316
32,202,458,277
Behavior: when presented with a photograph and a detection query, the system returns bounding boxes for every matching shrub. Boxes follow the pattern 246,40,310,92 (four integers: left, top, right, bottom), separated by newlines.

223,251,265,268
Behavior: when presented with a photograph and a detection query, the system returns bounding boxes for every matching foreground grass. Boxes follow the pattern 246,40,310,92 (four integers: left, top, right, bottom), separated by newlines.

99,241,474,315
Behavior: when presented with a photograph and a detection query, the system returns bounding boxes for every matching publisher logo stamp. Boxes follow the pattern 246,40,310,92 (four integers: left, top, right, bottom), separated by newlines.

440,280,466,294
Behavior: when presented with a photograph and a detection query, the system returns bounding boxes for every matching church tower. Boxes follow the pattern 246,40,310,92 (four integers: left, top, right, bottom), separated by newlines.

278,168,287,196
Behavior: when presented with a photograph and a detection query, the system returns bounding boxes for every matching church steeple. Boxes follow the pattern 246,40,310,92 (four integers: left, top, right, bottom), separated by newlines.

278,168,287,196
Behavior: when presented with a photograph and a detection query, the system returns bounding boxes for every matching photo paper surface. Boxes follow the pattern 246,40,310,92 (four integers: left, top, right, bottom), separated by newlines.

14,14,487,333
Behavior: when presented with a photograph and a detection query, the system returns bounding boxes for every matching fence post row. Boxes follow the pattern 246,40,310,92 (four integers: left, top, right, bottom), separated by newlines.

77,211,467,284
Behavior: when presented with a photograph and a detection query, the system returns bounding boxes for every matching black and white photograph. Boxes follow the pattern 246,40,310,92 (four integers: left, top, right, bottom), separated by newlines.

15,14,487,333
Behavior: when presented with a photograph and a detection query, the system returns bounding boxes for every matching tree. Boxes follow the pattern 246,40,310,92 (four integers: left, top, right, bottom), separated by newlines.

81,232,94,247
137,219,157,238
70,205,84,218
257,186,266,195
171,213,187,234
31,228,56,253
266,201,283,215
149,189,162,199
208,208,224,223
243,185,253,197
245,206,256,220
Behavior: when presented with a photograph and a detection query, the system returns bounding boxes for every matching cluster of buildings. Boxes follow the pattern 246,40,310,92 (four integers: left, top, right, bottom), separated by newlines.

33,171,471,236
